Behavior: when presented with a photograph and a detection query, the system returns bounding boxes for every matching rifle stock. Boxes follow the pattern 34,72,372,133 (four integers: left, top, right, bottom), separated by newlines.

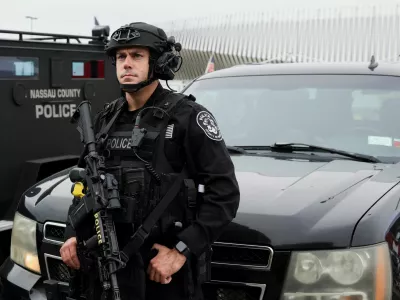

68,100,125,300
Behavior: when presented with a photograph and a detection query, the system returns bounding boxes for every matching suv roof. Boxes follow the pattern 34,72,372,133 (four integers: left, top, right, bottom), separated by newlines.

199,61,400,80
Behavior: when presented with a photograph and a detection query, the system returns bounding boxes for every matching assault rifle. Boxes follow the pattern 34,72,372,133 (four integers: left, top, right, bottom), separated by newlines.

67,100,125,300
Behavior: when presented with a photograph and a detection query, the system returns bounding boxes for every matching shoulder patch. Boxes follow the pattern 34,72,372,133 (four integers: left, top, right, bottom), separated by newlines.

196,110,223,141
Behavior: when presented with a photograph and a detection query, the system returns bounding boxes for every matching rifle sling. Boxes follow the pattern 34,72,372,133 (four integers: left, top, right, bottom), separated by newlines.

95,99,126,143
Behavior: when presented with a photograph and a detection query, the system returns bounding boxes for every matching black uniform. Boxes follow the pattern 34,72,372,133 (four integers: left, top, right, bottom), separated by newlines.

64,83,240,300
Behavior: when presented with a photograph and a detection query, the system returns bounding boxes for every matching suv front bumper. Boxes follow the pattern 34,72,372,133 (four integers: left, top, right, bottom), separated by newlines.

0,257,72,300
0,257,46,300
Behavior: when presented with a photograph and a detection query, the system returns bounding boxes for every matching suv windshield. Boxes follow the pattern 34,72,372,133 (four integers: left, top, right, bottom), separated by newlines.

183,74,400,162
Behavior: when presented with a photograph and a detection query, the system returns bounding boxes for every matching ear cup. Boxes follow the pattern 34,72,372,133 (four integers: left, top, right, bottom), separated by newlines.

154,52,181,80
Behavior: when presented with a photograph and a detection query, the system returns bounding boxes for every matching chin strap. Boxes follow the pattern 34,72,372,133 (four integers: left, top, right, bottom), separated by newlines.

120,77,156,93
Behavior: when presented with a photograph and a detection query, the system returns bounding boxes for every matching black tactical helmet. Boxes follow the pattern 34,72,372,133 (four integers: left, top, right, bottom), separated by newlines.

105,22,182,93
105,22,170,58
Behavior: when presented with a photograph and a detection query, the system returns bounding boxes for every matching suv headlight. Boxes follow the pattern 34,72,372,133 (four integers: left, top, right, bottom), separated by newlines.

10,212,41,274
281,242,391,300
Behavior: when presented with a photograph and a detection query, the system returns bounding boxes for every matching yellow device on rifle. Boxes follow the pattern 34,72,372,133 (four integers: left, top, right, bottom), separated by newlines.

71,182,86,199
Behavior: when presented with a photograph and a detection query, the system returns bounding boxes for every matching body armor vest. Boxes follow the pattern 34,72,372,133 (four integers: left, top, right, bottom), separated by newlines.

96,93,192,230
72,92,211,298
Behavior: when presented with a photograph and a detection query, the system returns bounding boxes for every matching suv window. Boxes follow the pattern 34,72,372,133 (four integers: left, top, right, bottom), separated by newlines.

184,74,400,162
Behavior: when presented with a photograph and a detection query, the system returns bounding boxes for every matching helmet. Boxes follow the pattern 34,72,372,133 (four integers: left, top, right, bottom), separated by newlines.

105,22,169,56
105,22,182,93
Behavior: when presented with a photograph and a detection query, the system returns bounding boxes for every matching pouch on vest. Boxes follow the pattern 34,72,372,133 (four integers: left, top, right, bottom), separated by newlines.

107,166,148,224
153,172,198,234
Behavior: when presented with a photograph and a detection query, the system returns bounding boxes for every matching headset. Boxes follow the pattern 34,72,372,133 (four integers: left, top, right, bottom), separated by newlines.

154,36,183,81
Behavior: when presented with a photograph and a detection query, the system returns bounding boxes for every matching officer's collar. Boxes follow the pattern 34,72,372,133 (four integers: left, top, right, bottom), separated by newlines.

147,82,168,106
124,82,169,112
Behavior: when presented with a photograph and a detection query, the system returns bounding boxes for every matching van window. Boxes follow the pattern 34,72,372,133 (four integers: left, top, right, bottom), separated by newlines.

72,60,104,79
0,56,39,79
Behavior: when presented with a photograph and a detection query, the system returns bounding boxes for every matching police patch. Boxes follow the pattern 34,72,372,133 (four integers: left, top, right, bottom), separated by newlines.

196,111,222,141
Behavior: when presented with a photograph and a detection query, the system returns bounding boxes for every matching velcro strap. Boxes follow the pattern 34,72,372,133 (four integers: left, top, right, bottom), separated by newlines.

184,179,197,208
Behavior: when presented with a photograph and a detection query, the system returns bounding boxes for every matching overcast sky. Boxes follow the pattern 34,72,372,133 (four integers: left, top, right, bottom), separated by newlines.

1,0,400,37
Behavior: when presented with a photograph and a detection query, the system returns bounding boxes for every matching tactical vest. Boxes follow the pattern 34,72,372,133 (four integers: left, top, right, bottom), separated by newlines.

80,92,211,299
94,92,197,232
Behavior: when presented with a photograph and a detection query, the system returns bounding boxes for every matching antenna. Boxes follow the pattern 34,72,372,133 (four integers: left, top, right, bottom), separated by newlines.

368,6,378,70
368,55,378,71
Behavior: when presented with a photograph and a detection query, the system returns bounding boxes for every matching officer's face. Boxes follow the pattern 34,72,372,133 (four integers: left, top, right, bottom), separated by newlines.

115,47,150,85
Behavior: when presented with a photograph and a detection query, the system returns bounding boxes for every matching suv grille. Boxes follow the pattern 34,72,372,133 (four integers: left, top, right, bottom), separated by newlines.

45,254,70,284
44,222,66,245
211,242,273,270
203,281,265,300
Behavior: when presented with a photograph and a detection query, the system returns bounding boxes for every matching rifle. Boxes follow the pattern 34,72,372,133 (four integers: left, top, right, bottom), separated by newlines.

67,100,126,300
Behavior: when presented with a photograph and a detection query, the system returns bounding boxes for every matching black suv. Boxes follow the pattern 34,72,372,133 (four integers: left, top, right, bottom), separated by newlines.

2,60,400,300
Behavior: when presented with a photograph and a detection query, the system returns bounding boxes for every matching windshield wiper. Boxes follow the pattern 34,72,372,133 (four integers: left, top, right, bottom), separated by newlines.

270,142,381,163
226,146,249,154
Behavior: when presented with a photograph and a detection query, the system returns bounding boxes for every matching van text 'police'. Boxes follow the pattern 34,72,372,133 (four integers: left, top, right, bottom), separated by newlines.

35,104,77,119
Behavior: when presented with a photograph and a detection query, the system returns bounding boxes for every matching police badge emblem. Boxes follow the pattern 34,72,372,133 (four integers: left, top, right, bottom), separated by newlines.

196,111,223,141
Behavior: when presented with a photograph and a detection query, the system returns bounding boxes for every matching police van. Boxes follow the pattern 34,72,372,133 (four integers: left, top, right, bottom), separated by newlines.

0,24,120,267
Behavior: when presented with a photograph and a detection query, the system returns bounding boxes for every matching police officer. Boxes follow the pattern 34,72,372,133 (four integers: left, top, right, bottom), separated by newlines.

60,22,240,300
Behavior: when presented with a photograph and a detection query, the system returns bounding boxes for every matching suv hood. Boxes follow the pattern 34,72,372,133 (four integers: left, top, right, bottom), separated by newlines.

18,155,400,249
218,155,400,249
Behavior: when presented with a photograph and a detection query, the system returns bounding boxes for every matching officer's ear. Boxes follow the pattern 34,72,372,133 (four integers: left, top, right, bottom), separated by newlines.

148,56,157,79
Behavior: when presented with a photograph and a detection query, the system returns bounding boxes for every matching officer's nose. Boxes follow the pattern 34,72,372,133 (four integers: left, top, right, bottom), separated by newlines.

123,56,134,69
123,59,132,69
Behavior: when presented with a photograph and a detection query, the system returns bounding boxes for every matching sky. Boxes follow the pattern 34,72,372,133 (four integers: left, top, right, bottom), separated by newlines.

2,0,400,37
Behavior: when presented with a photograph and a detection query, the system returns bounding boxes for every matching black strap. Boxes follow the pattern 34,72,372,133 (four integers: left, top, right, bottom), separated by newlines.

95,98,126,142
120,167,187,262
